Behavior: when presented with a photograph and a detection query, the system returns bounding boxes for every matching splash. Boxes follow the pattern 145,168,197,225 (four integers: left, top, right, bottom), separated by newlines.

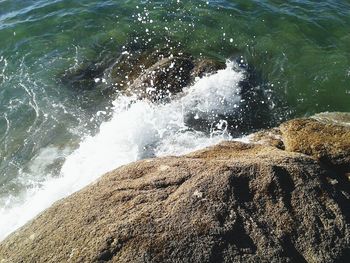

0,60,245,240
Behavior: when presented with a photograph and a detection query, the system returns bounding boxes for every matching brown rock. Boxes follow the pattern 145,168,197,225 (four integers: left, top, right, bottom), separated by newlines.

312,112,350,127
280,112,350,172
1,141,349,262
247,128,284,149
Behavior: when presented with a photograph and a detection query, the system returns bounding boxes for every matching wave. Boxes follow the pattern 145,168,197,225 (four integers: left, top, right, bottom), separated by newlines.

0,60,245,240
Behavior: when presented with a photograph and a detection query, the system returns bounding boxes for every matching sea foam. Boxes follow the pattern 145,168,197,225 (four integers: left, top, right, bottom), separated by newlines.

0,60,244,240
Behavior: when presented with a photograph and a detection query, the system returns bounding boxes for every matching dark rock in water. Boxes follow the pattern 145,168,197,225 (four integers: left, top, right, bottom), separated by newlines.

60,63,100,90
60,47,226,102
191,58,226,79
108,49,167,91
60,59,113,91
126,55,195,102
235,61,273,131
108,50,226,102
1,115,349,262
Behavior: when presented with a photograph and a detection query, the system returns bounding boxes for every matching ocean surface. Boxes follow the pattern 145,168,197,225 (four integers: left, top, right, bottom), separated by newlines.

0,0,349,240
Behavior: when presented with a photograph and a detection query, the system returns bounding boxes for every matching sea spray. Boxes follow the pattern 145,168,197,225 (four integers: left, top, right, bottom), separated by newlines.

0,61,244,240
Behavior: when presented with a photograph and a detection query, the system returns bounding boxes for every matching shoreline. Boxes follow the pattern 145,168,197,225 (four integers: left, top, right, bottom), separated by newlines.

1,112,349,262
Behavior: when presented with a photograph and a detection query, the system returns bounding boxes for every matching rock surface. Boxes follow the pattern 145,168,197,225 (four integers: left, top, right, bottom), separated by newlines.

280,112,350,173
1,114,350,262
108,50,227,102
125,55,195,102
61,49,226,102
248,127,284,150
249,112,350,172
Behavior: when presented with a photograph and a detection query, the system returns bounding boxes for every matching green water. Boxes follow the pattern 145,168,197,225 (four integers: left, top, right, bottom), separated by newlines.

0,0,349,232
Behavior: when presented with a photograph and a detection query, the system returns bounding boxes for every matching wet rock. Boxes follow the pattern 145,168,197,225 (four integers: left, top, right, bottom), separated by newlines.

60,46,274,136
108,50,226,102
191,58,226,79
60,47,226,102
1,139,349,262
125,55,195,102
107,49,168,92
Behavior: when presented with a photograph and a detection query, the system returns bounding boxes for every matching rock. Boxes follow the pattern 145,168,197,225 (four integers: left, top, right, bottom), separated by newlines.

247,127,284,150
125,55,195,102
60,47,226,102
59,46,275,136
1,141,349,262
109,51,226,102
311,112,350,127
108,49,170,92
191,58,226,79
280,112,350,172
231,61,274,133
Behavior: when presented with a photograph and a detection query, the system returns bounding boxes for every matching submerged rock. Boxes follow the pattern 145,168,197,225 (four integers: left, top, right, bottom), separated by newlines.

125,55,195,102
1,114,349,263
60,48,226,102
109,51,227,102
60,58,113,91
60,44,276,136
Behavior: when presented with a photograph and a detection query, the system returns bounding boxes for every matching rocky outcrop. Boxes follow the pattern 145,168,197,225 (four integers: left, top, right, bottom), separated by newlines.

1,114,349,263
125,55,195,102
250,112,350,169
61,49,225,102
280,112,350,173
128,56,229,102
247,127,284,150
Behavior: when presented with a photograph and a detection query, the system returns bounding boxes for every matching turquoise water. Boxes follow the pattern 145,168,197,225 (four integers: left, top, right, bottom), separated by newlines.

0,0,349,238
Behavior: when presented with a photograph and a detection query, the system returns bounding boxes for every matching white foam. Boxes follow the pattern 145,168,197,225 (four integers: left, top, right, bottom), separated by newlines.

0,60,244,240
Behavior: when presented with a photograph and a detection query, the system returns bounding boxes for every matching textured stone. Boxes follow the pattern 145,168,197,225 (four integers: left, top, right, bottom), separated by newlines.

280,112,350,172
61,48,225,102
247,127,284,149
1,141,349,263
125,55,195,102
